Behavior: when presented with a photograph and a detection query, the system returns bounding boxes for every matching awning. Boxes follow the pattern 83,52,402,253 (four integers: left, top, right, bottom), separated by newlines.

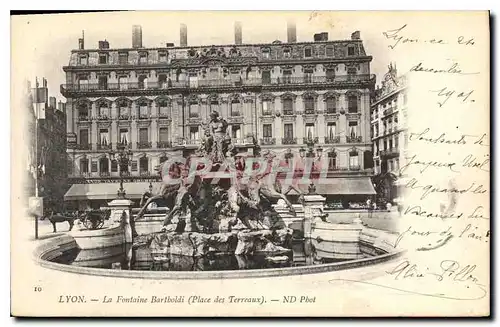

284,177,376,196
64,182,162,201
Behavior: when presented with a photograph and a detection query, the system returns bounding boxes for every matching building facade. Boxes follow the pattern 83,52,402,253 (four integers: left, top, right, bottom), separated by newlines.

25,79,68,212
371,64,408,203
62,23,376,209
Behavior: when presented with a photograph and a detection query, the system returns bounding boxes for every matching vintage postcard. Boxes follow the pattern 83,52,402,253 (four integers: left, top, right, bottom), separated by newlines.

10,11,490,317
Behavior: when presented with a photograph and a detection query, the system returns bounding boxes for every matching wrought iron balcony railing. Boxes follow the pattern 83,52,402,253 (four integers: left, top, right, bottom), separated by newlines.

118,115,130,120
283,110,295,116
157,141,172,148
304,109,316,115
139,170,151,176
96,142,112,150
60,74,376,94
137,141,152,149
99,171,111,177
346,136,362,143
324,136,340,144
282,137,297,145
96,115,110,121
158,113,170,119
262,110,273,116
78,115,90,122
380,148,399,158
303,137,319,144
260,137,276,145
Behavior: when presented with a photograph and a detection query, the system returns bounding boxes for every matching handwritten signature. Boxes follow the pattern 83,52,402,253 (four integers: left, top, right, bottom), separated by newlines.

330,259,487,301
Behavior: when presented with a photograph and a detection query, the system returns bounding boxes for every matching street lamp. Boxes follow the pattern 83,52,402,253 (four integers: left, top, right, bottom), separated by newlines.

109,145,133,199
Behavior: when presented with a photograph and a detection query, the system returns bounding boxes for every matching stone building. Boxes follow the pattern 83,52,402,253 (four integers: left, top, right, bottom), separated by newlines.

25,78,68,212
371,63,408,203
62,23,376,209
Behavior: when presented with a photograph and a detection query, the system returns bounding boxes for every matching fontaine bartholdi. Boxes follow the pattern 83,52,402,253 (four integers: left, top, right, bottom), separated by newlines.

134,110,297,259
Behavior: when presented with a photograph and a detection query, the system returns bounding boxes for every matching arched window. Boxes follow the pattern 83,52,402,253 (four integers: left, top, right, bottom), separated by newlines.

77,101,89,120
304,96,315,114
138,75,148,89
231,98,241,116
325,96,336,113
157,98,170,118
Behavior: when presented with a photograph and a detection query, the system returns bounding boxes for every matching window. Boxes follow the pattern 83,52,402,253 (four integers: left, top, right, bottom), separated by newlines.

79,55,88,65
79,129,89,145
139,128,148,143
98,76,108,90
304,69,314,83
231,99,241,116
189,74,198,88
383,139,387,150
348,95,358,113
78,78,88,91
283,70,292,83
119,105,128,118
327,123,336,140
118,77,128,90
139,157,148,173
99,104,109,118
78,104,89,120
304,97,315,113
130,161,137,172
284,123,294,138
262,48,270,59
99,129,109,145
349,151,359,168
283,48,291,58
190,126,199,140
159,52,168,62
389,138,393,149
119,128,129,145
347,46,355,56
231,125,241,139
326,97,336,113
349,121,358,138
262,100,271,114
305,123,314,139
158,101,169,118
262,71,271,84
304,47,312,58
328,152,337,170
99,157,109,173
158,74,168,88
159,128,169,142
283,98,293,113
326,46,334,57
326,68,335,81
395,136,399,149
139,53,148,64
263,124,272,138
139,104,149,118
138,75,148,89
80,158,89,173
99,53,108,64
119,52,128,65
111,160,118,172
347,67,357,76
189,102,199,118
160,155,168,164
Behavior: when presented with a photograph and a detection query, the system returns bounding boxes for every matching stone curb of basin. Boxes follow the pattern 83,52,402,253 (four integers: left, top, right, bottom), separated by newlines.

32,234,406,280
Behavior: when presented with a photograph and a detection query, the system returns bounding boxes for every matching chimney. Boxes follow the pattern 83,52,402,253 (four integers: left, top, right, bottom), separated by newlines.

351,31,361,40
287,20,297,43
180,24,187,47
98,40,109,49
132,25,143,48
49,97,56,109
166,42,175,47
78,30,84,49
234,21,242,45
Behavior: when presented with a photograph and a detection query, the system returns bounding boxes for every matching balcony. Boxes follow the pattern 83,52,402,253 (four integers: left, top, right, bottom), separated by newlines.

96,115,110,121
78,115,90,122
157,141,172,148
326,109,337,114
96,142,112,150
283,110,295,116
262,110,273,116
380,148,399,158
118,115,130,120
189,112,200,119
138,114,151,120
304,109,316,115
137,141,152,149
60,74,376,96
74,143,91,150
282,137,297,145
346,136,362,143
324,136,340,144
158,113,170,119
99,171,111,177
260,137,276,145
303,137,319,144
139,170,152,177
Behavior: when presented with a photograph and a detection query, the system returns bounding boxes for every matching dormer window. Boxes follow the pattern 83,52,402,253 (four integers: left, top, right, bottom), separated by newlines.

283,48,291,58
347,45,355,56
79,54,88,65
304,47,312,58
99,53,108,64
139,52,148,64
262,48,270,59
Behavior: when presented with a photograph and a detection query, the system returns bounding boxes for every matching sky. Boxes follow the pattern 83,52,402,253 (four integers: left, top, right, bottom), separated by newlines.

12,11,419,103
